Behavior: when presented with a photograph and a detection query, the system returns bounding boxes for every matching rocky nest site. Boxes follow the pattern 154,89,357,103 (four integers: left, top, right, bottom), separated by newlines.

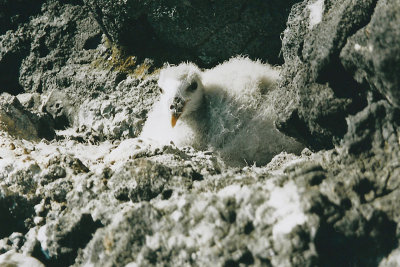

1,0,400,266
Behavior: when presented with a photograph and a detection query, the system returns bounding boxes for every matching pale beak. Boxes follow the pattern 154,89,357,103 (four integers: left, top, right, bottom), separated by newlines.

171,113,182,127
170,97,186,127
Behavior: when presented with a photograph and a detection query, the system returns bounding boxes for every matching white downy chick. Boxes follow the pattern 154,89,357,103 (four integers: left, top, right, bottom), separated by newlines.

141,56,304,166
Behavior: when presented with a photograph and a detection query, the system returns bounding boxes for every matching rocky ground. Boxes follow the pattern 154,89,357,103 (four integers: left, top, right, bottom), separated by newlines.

1,0,400,266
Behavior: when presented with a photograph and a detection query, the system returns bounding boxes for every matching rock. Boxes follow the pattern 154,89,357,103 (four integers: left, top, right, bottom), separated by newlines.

83,0,300,66
0,0,162,142
379,248,400,267
18,1,102,94
0,0,105,98
0,250,44,267
74,76,159,141
0,0,44,35
109,159,172,202
342,100,400,154
8,232,25,251
0,186,37,239
74,203,162,267
0,119,397,267
0,93,55,140
0,30,30,94
38,212,103,266
0,93,39,141
340,0,400,107
276,0,379,149
16,93,41,110
43,90,74,130
75,181,319,267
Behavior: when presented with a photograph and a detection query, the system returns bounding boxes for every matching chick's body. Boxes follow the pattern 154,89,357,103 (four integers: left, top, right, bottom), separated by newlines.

141,57,304,166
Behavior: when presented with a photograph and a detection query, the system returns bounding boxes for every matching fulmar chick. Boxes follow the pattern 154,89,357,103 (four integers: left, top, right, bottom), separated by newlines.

140,56,304,166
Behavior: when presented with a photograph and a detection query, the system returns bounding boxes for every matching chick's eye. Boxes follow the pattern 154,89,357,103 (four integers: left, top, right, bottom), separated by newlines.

188,81,197,92
158,86,164,94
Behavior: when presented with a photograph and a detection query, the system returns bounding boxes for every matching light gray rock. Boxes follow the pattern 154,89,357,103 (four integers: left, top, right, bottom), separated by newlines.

74,76,159,141
379,248,400,267
0,92,55,141
0,250,44,267
0,93,39,141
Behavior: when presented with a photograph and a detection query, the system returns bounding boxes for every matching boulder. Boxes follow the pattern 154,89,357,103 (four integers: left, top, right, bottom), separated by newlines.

0,251,44,267
340,0,400,108
0,0,44,35
83,0,300,66
0,93,55,141
277,0,378,149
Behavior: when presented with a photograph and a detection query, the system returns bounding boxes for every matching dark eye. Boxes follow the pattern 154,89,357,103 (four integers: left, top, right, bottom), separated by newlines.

187,81,198,92
158,86,164,94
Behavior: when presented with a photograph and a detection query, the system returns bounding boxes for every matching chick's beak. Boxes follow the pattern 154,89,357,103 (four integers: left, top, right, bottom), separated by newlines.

170,97,186,127
171,113,181,127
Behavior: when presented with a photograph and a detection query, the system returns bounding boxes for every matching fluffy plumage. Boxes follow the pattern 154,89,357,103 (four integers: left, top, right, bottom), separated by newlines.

141,56,304,166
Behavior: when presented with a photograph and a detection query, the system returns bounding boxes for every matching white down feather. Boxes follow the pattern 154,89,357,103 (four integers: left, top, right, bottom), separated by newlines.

141,56,304,166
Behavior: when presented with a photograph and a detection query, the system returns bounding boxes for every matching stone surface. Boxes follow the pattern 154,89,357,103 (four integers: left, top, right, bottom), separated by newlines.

340,0,400,108
0,250,44,267
0,0,102,96
0,0,44,35
276,0,378,149
0,125,397,266
83,0,300,66
0,93,54,141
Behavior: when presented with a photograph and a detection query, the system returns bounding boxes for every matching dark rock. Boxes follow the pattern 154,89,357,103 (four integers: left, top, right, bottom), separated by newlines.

302,0,377,82
0,31,30,95
0,187,37,239
0,0,102,97
83,0,300,66
18,1,102,94
315,209,397,267
340,0,400,108
288,157,398,267
0,0,44,34
42,165,67,184
276,0,378,149
39,212,103,267
342,100,400,155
